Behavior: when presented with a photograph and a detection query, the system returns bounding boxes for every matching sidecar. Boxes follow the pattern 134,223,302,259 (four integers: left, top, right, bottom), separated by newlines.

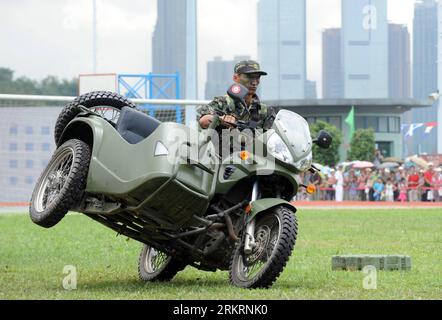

30,104,219,232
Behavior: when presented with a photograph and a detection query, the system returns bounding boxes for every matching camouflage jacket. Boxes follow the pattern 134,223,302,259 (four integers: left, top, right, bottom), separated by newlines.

197,94,276,131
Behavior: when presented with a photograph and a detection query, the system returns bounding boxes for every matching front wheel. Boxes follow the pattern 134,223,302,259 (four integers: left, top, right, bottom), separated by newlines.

29,139,91,228
229,206,298,289
138,245,186,282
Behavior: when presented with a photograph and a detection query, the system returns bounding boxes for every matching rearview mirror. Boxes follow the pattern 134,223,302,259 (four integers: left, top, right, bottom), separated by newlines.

227,83,248,101
313,130,332,149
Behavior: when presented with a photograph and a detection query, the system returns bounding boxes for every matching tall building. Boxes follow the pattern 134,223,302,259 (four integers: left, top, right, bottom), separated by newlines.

322,28,343,99
152,0,197,100
342,0,388,98
305,80,317,99
404,0,438,155
257,0,306,100
204,55,250,100
388,24,411,99
413,0,438,100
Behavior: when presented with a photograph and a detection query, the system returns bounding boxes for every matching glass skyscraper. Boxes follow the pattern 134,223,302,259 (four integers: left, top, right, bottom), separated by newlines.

404,0,438,155
322,28,343,99
257,0,306,100
388,24,411,99
152,0,197,100
204,56,250,100
342,0,388,98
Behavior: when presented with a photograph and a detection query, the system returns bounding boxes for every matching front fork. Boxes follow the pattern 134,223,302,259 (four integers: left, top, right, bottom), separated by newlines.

244,180,258,254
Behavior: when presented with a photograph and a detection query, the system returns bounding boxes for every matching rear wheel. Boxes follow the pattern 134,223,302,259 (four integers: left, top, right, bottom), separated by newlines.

29,139,91,228
138,245,186,282
229,206,297,289
54,91,137,145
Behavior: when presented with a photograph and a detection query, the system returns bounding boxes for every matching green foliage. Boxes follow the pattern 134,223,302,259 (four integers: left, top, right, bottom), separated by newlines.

347,128,376,161
0,67,77,95
310,120,342,167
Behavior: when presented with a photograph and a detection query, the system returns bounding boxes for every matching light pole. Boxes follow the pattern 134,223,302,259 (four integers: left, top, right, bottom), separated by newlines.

92,0,97,74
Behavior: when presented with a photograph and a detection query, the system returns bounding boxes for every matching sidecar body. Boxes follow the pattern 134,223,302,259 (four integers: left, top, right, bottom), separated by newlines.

58,107,218,230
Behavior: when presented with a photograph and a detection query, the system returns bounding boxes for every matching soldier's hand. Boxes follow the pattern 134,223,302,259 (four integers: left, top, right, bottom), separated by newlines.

221,114,237,127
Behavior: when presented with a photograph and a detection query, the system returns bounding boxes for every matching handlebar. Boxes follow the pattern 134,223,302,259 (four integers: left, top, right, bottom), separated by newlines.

219,117,257,132
309,163,321,174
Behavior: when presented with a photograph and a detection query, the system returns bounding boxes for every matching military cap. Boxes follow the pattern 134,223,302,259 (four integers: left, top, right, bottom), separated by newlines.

234,60,267,76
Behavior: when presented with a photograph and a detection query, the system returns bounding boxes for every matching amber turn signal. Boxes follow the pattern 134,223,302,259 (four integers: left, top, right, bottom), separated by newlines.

306,184,316,194
239,151,250,161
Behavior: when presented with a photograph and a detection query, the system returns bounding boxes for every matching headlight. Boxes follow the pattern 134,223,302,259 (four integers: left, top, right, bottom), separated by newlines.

293,152,312,172
267,133,294,164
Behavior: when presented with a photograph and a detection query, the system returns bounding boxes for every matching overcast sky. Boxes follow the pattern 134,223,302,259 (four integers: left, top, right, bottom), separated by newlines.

0,0,416,98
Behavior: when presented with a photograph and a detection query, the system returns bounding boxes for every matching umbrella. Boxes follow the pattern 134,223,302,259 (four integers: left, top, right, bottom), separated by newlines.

408,156,429,169
337,161,357,171
352,161,374,169
404,161,417,168
382,157,404,164
377,162,399,169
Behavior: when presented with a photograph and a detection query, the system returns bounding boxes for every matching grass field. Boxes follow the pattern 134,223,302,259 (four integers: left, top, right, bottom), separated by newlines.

1,209,441,300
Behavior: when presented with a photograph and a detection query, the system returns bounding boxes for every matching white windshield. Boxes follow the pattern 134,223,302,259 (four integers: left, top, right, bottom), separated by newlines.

272,109,313,170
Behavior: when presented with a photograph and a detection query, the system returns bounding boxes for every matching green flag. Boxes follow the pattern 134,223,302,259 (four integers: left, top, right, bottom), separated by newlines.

345,106,355,140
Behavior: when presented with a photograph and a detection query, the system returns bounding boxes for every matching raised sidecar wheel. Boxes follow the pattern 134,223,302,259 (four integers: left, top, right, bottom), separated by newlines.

29,139,91,228
229,205,298,289
54,91,137,145
138,245,186,282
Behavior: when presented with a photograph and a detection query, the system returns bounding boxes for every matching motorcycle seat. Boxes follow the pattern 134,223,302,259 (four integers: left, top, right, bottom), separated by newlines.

116,106,161,144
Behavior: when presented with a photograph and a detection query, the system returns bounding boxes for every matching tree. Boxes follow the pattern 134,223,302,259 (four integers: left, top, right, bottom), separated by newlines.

347,128,376,161
0,68,16,93
310,120,342,167
0,67,77,95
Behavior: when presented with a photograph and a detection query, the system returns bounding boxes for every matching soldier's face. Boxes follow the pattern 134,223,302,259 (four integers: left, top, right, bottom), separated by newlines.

234,73,261,94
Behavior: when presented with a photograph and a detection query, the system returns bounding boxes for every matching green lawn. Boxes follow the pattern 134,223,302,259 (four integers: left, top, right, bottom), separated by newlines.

0,209,441,300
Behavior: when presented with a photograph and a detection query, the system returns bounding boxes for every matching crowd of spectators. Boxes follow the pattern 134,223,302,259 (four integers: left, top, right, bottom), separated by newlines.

297,162,442,202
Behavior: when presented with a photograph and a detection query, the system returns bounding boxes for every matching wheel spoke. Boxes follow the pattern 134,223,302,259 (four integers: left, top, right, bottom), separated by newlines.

35,147,74,212
61,155,73,174
90,106,121,123
145,247,169,274
238,214,281,281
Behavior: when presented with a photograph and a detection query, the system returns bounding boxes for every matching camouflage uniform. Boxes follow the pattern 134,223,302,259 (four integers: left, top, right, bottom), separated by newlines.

197,93,276,131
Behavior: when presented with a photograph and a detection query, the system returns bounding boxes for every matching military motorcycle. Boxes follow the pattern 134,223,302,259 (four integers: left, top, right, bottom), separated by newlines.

29,87,331,289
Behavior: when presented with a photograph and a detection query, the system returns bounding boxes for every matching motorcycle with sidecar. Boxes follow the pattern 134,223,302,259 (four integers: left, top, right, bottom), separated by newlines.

29,86,331,289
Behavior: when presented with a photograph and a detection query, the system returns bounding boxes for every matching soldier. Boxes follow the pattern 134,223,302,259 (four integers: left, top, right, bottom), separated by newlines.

197,60,276,131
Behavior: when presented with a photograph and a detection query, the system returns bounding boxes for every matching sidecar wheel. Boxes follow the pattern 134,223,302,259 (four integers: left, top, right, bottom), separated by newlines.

54,91,137,145
229,205,297,289
138,245,186,282
29,139,91,228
